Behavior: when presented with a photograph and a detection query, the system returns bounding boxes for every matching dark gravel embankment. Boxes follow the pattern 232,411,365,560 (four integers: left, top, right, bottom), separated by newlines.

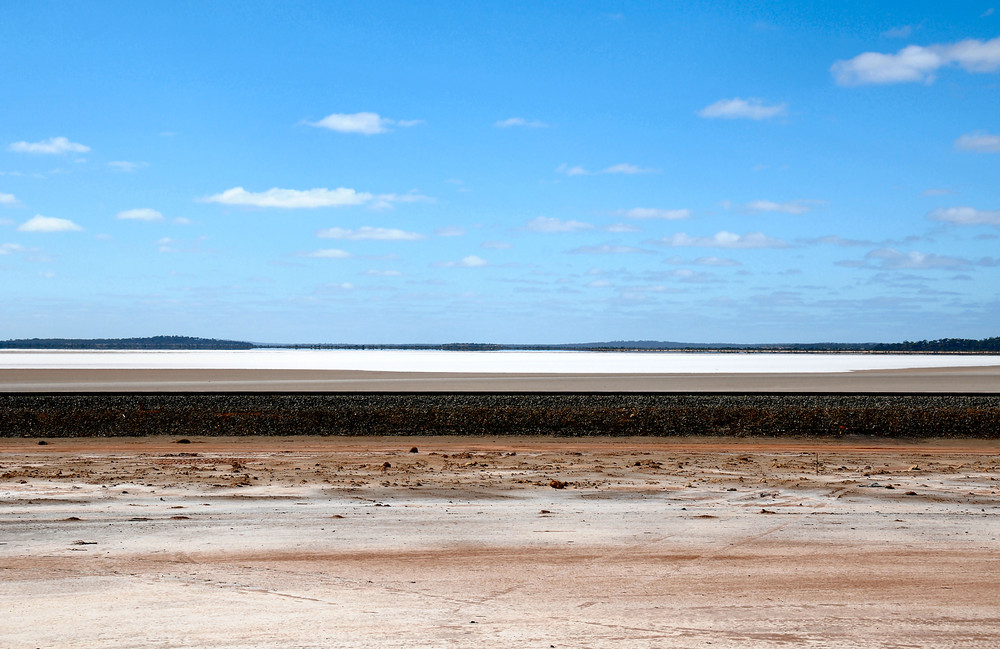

2,393,1000,438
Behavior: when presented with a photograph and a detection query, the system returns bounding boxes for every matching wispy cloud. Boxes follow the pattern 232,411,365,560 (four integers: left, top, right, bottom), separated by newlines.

307,112,420,135
692,256,742,267
481,240,511,250
17,214,83,232
0,243,26,255
697,97,787,120
435,255,488,268
435,226,465,237
525,216,592,233
922,188,955,196
605,223,641,233
617,207,691,220
743,199,820,215
108,160,147,172
556,163,656,176
494,117,548,128
364,269,402,277
568,244,652,255
842,247,972,270
955,131,1000,153
0,192,17,206
928,206,1000,226
116,208,164,221
882,25,913,39
317,226,425,241
801,234,876,247
603,163,653,174
8,136,90,154
202,186,372,208
299,248,352,259
651,231,789,249
370,191,435,210
832,36,1000,85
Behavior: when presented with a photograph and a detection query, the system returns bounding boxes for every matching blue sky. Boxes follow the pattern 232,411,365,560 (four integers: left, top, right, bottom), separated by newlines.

2,1,999,343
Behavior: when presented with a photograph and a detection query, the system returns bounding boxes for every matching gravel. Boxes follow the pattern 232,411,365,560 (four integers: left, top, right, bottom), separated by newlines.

2,393,1000,438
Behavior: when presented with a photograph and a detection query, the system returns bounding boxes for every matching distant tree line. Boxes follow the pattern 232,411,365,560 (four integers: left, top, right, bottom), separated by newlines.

0,336,253,350
1,335,999,353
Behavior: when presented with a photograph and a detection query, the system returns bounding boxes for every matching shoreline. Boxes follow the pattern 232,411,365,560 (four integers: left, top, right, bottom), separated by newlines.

2,364,1000,392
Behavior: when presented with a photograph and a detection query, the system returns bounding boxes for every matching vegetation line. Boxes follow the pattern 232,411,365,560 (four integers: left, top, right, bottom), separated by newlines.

1,335,999,353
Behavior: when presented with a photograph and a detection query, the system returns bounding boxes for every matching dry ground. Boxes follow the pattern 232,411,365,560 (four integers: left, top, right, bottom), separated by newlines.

2,436,1000,648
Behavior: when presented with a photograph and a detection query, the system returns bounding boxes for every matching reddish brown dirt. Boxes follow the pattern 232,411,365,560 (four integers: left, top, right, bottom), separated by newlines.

3,436,999,648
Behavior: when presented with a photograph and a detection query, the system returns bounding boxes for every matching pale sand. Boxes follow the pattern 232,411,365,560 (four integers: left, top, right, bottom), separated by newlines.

2,364,1000,391
3,436,999,648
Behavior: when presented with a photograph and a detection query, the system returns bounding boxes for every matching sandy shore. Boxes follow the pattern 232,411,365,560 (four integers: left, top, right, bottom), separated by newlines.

3,436,999,648
3,364,1000,392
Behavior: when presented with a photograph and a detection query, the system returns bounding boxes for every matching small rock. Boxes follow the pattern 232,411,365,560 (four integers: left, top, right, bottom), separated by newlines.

549,479,567,489
409,447,419,453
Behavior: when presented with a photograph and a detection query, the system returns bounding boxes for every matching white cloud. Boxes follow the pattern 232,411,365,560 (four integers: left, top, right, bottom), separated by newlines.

108,160,147,172
317,226,424,241
308,112,419,135
0,193,17,205
864,248,970,270
603,163,653,174
17,214,83,232
555,164,590,176
457,255,487,267
435,226,465,237
495,117,548,128
652,230,788,249
693,256,741,267
525,216,592,233
364,269,402,277
0,243,26,255
744,200,817,215
300,248,352,259
955,132,1000,153
619,207,691,220
202,186,372,208
569,244,651,254
928,206,1000,226
804,234,875,247
157,237,178,253
832,37,1000,85
173,217,192,225
437,255,488,268
697,97,787,120
8,136,90,154
371,191,435,210
481,240,511,250
556,163,655,176
605,223,641,233
116,208,164,222
922,188,955,196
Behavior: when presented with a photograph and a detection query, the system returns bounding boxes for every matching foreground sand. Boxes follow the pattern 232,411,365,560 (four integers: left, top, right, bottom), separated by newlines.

3,436,999,648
